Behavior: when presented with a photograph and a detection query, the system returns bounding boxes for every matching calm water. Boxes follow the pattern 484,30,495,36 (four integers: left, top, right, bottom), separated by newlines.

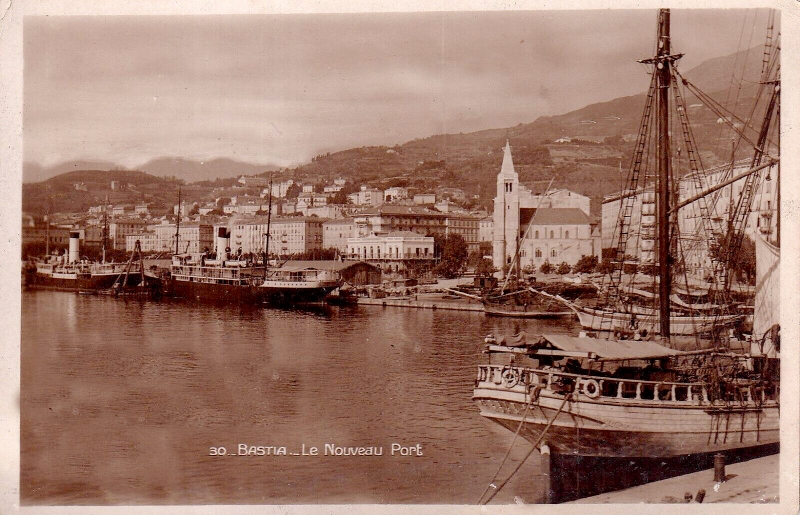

21,291,580,504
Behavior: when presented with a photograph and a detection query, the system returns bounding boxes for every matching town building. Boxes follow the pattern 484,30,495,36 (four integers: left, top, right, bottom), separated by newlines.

323,218,356,253
224,216,325,257
348,186,384,207
109,219,147,249
479,215,494,245
493,140,599,273
126,223,214,254
602,159,779,279
346,231,435,274
384,186,408,202
413,193,436,205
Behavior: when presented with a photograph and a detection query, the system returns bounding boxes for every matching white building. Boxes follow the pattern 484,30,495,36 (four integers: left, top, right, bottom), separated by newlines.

225,217,325,257
413,193,436,205
349,186,384,207
601,160,778,279
479,215,494,244
126,223,213,254
346,231,435,273
270,179,295,199
384,186,408,202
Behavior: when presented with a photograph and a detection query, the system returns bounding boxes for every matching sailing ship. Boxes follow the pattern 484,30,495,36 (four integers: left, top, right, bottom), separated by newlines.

474,8,780,463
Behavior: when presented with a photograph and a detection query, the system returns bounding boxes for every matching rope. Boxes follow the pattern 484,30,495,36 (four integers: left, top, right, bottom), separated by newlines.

478,390,573,505
476,385,535,504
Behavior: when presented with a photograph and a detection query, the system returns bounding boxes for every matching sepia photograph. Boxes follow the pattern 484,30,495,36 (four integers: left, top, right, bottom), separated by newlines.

6,1,799,511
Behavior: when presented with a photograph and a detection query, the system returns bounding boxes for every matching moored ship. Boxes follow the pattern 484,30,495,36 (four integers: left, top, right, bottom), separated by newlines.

473,7,780,469
259,263,342,305
26,231,143,292
168,228,263,303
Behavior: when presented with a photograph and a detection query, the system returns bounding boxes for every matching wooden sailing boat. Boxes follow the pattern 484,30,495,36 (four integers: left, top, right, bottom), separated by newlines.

473,9,780,461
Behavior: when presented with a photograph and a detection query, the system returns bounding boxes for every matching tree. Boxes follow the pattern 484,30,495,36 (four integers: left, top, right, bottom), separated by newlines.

539,261,553,274
330,189,350,205
434,234,469,278
474,258,497,277
285,183,301,200
709,231,756,285
573,255,598,274
557,262,571,275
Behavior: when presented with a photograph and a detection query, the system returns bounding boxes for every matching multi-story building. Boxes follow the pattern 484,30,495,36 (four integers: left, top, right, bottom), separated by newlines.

126,223,214,254
226,216,325,257
348,186,384,207
601,160,778,279
479,215,494,245
323,218,356,252
445,214,481,253
109,219,147,249
353,205,448,237
346,231,435,274
384,186,408,202
413,193,436,205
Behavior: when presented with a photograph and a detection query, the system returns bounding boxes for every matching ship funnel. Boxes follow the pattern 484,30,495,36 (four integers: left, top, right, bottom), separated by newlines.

68,231,80,263
217,227,231,261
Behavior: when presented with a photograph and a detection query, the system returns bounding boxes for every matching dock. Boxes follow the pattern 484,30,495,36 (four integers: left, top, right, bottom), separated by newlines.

567,453,778,504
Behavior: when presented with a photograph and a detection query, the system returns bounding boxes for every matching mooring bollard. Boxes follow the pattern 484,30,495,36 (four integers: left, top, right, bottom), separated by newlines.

540,443,551,504
695,489,706,503
713,453,726,482
684,492,693,502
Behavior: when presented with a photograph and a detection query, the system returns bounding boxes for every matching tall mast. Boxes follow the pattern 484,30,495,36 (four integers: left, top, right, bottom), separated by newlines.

175,186,181,255
656,9,673,338
263,177,274,279
102,195,109,263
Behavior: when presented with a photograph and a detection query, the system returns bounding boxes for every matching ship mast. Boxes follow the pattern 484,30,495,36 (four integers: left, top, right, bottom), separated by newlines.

263,177,274,280
175,186,181,255
655,9,673,338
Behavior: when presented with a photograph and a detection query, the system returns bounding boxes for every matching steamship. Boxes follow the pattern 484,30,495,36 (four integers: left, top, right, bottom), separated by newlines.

168,227,264,303
26,230,143,292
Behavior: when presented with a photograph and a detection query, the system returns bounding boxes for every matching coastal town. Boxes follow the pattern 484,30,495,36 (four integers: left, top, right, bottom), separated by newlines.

17,7,786,509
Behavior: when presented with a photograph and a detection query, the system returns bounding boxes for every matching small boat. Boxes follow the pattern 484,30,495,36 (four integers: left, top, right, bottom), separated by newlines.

482,288,573,318
259,263,342,305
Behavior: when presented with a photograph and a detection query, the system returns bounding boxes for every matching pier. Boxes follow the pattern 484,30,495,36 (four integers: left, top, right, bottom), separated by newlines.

567,453,778,503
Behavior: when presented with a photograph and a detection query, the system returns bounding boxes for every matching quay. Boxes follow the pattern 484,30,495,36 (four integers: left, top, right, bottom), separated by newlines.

566,453,778,504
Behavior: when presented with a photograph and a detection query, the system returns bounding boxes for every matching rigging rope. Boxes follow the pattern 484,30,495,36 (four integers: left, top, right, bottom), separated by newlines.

478,391,573,505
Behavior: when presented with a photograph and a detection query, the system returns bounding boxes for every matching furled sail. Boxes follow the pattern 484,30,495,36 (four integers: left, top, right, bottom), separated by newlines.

753,232,779,357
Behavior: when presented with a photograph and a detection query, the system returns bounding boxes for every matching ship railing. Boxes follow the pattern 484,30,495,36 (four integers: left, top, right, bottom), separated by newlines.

476,364,716,404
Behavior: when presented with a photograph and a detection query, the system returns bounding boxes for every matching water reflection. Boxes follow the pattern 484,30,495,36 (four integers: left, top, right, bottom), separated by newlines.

22,291,581,504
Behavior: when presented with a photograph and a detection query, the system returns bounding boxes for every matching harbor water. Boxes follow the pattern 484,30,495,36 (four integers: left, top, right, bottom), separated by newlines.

21,290,580,504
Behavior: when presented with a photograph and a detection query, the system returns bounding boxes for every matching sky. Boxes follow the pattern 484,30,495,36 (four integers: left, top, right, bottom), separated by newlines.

23,9,775,171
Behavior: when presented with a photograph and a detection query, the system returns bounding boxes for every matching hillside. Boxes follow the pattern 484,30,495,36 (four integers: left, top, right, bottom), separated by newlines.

23,157,279,184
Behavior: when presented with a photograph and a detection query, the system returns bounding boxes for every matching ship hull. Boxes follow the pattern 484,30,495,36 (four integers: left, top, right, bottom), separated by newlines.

260,282,339,305
474,381,778,458
573,306,741,335
169,278,259,304
27,271,142,292
483,303,574,318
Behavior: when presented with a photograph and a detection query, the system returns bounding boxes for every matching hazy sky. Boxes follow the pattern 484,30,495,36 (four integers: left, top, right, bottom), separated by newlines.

24,9,774,169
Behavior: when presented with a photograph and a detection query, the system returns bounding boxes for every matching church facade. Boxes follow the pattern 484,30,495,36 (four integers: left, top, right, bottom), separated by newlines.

492,141,600,275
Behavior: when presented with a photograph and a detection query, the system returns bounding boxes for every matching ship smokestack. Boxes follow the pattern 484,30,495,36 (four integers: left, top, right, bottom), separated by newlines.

217,227,231,261
68,231,80,264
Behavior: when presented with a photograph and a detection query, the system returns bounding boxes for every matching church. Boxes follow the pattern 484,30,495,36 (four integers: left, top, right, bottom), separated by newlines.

492,141,601,275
